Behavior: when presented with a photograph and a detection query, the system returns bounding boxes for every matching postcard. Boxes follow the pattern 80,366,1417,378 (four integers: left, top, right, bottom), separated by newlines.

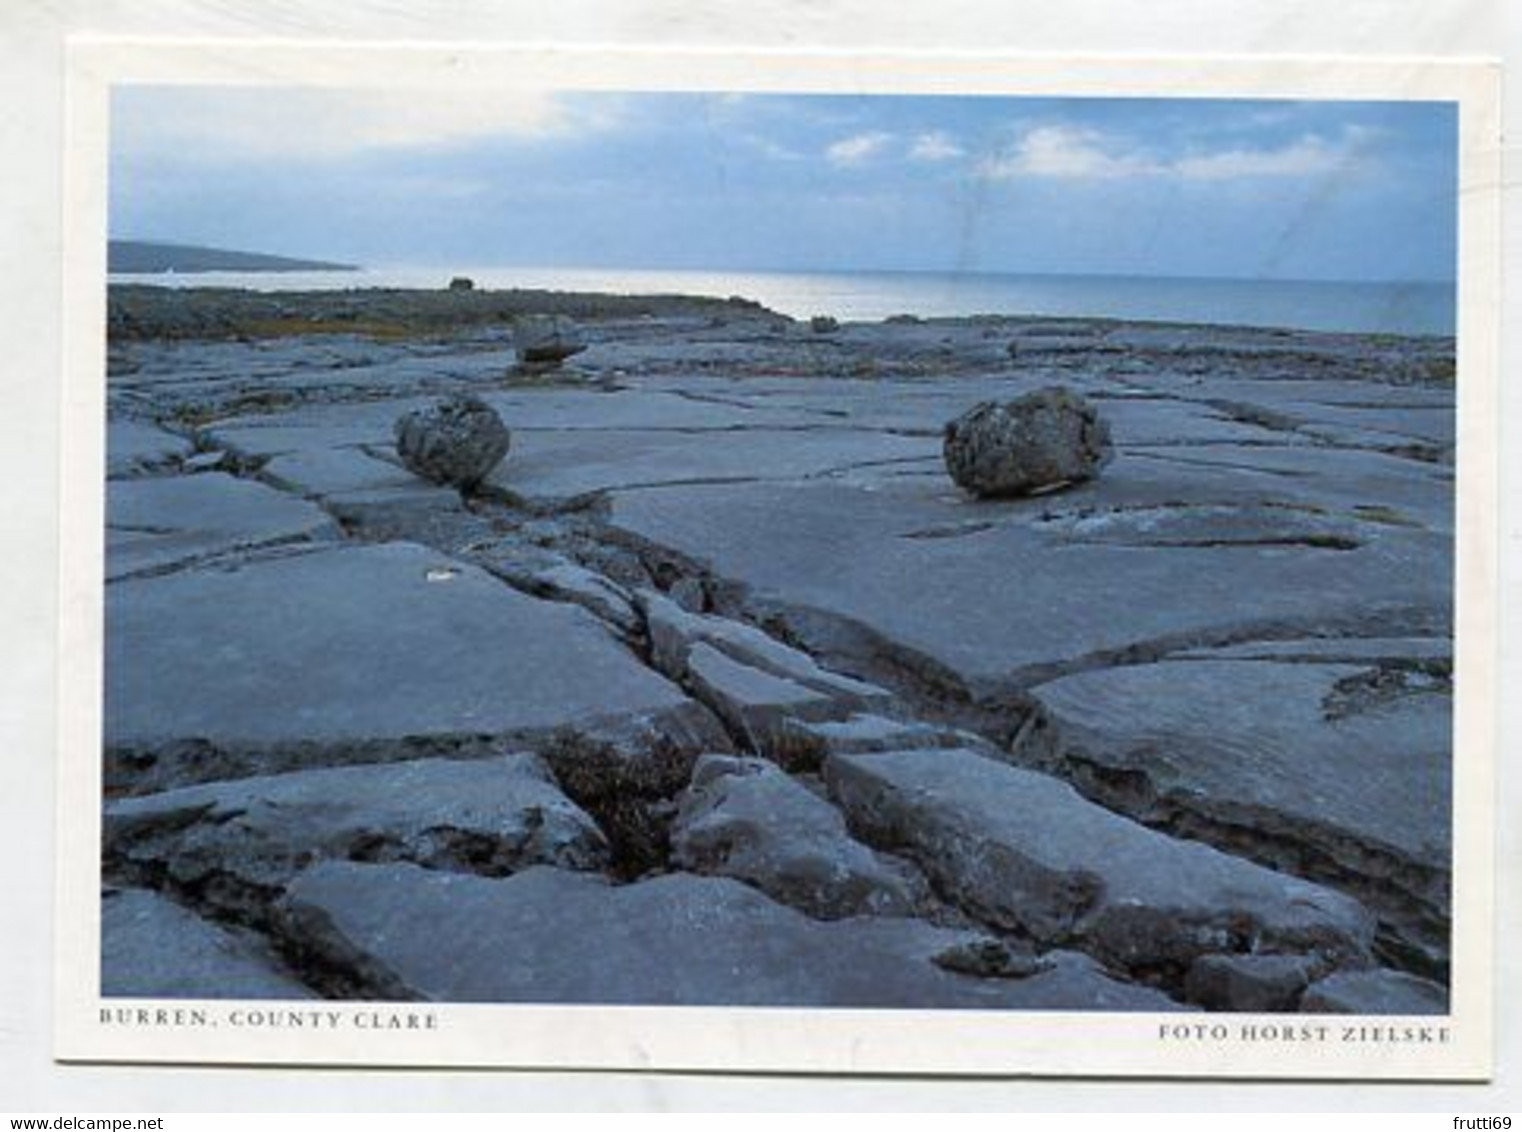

53,38,1500,1078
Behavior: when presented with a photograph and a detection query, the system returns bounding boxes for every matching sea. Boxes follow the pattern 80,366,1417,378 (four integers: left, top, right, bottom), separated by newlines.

107,265,1456,338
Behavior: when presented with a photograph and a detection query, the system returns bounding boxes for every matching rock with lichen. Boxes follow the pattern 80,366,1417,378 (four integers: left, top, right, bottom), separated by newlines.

394,394,511,490
943,385,1113,498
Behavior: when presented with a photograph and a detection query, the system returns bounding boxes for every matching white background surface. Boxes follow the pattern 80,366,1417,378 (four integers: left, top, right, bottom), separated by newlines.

2,0,1514,1112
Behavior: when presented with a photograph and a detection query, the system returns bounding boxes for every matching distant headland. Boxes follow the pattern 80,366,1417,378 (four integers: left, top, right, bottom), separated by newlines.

108,240,358,274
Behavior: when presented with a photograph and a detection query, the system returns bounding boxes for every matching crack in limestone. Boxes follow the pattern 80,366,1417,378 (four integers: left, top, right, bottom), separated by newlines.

984,606,1451,694
1125,449,1311,478
1203,399,1306,434
899,521,998,541
714,595,987,729
1061,534,1361,552
108,522,184,536
102,700,724,797
104,858,411,1001
803,455,943,480
107,536,333,585
1126,431,1447,468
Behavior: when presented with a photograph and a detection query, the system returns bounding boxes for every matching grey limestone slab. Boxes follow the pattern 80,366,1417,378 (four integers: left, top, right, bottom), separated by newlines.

106,472,338,580
102,887,314,1000
105,541,722,789
105,753,610,896
824,747,1377,975
671,754,917,919
279,860,1184,1011
107,420,194,478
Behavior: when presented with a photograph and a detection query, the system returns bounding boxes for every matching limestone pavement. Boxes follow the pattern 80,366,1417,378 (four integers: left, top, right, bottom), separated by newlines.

100,293,1454,1013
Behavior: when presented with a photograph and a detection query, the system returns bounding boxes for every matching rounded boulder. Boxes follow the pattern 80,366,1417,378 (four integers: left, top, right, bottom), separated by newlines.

943,386,1113,498
394,394,511,491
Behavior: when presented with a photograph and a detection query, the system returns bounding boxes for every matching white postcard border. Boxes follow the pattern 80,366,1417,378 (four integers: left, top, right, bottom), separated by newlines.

54,39,1502,1079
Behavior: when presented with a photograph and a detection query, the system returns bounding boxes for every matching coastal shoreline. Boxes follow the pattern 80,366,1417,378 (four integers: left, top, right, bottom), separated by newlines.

106,279,1459,343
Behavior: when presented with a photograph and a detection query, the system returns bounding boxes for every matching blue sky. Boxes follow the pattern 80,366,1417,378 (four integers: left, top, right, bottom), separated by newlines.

110,87,1457,282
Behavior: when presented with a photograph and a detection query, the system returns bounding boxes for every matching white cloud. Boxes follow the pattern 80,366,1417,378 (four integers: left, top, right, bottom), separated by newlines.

114,86,616,162
825,131,893,166
1173,134,1346,181
978,123,1378,184
908,131,964,162
979,125,1160,181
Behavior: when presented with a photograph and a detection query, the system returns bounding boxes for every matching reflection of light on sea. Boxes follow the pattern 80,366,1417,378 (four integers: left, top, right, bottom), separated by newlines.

106,264,1456,336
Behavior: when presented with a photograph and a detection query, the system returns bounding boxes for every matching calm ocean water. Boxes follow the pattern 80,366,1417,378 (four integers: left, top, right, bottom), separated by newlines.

109,265,1455,337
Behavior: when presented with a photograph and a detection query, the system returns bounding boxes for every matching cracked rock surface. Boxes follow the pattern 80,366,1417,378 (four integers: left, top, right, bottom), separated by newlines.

824,747,1376,986
278,861,1176,1009
671,754,920,919
105,753,611,902
102,287,1454,1012
1022,648,1452,976
102,887,316,1000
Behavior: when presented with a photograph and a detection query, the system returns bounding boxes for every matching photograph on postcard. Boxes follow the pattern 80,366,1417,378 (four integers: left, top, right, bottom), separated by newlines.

66,53,1493,1075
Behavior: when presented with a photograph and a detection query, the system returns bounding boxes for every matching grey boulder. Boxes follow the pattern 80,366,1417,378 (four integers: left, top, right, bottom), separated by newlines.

394,394,511,490
943,385,1114,497
514,315,586,367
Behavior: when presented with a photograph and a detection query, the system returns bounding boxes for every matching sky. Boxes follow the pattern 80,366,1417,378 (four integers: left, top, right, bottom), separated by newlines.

109,87,1458,283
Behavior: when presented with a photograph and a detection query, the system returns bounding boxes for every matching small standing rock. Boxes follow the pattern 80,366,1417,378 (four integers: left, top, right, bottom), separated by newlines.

809,315,840,334
514,315,586,367
447,276,475,292
394,394,511,491
943,385,1113,498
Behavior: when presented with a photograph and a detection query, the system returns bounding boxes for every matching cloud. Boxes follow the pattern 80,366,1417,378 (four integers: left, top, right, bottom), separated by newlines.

1173,134,1348,181
909,131,964,162
978,125,1160,180
978,123,1379,184
113,86,618,163
825,131,893,166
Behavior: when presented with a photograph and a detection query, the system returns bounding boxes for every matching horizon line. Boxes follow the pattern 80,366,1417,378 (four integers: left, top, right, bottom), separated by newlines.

106,242,1456,291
